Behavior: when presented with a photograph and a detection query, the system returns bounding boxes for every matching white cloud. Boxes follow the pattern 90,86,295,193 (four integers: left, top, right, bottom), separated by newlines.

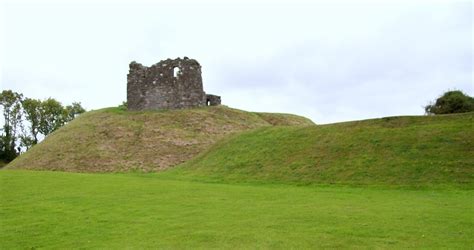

1,1,472,124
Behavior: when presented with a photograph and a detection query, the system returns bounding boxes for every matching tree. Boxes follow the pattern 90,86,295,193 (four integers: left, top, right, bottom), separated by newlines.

38,99,85,136
21,98,86,150
22,98,42,145
0,134,7,163
1,90,86,160
425,90,474,115
0,90,23,161
38,98,67,136
65,102,86,122
19,132,35,151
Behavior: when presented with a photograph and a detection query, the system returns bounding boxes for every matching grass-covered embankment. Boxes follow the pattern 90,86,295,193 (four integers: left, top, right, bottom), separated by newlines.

172,112,474,188
0,170,472,249
6,106,313,172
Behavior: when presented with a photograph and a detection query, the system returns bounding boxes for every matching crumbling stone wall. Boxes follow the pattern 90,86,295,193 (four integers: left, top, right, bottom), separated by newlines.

127,57,221,110
206,94,221,106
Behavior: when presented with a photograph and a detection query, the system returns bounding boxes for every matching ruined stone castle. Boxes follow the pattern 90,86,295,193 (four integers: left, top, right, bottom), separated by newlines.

127,57,221,110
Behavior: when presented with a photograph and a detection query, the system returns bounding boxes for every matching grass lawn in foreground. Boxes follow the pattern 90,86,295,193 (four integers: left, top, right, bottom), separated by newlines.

1,170,472,248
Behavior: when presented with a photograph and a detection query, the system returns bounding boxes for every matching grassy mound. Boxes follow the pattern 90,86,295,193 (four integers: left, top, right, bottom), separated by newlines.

171,112,474,187
7,106,313,172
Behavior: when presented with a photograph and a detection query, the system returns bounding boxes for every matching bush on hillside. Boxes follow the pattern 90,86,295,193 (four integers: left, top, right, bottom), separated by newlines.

118,101,127,111
425,90,474,115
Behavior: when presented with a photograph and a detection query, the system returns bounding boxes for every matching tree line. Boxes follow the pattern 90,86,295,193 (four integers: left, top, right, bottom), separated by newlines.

0,90,85,163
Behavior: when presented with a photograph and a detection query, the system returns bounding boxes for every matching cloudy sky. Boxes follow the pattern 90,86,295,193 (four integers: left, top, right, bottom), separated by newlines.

1,0,472,124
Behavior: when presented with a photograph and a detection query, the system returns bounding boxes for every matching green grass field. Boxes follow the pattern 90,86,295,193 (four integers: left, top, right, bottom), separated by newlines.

1,170,472,249
2,110,473,248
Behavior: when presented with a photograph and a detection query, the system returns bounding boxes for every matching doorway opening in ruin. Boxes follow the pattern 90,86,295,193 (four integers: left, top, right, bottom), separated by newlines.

173,67,180,77
206,99,210,106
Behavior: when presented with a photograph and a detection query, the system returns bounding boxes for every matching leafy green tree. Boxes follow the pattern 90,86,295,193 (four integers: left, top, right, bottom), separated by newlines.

65,102,86,122
38,99,85,137
425,90,474,115
38,98,67,136
19,132,35,151
1,90,86,158
22,98,42,145
0,134,6,163
0,90,23,161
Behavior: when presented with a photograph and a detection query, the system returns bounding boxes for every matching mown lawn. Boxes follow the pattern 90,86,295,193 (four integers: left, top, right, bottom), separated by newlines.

1,170,472,249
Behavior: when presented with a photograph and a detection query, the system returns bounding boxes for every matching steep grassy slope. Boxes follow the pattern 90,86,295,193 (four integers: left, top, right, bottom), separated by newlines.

7,106,313,172
172,113,474,187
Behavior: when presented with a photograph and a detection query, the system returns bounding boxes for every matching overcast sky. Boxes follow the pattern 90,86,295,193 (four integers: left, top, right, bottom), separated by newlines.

1,0,472,124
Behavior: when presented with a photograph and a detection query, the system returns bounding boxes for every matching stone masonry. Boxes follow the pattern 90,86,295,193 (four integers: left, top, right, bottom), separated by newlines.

127,57,221,110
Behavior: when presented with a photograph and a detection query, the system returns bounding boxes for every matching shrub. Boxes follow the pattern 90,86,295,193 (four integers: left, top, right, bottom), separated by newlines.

425,90,474,115
118,101,128,111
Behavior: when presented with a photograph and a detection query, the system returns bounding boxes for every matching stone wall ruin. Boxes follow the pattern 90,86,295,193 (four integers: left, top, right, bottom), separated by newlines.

127,57,221,110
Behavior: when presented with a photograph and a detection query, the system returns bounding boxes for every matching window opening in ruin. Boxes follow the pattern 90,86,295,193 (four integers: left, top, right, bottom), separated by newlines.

173,67,180,78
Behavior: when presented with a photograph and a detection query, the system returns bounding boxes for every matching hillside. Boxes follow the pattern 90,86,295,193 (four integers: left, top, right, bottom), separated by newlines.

2,110,473,248
7,106,313,172
170,112,474,187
